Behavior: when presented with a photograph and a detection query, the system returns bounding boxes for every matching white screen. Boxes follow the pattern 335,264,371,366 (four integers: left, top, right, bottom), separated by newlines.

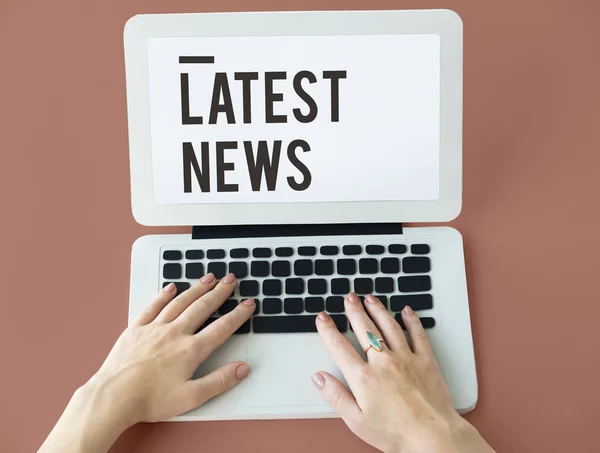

147,34,440,204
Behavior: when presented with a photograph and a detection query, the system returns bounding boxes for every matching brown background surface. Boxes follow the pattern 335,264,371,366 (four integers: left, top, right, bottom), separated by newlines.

1,0,599,452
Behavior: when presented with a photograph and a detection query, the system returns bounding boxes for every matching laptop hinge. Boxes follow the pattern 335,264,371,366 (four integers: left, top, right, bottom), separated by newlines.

191,223,403,240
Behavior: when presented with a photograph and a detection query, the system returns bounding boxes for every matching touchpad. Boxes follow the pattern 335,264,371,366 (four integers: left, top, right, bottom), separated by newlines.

247,334,346,408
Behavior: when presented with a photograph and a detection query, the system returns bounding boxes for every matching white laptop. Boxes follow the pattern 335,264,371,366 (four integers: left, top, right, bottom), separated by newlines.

124,9,477,421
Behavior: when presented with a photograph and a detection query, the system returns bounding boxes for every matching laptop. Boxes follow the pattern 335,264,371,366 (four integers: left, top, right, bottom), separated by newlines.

124,9,477,421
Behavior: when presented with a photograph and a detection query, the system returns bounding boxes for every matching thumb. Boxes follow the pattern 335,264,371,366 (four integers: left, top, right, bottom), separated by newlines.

312,371,361,420
186,361,251,408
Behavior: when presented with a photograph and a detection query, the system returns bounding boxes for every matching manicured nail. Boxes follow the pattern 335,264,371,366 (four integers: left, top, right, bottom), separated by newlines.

347,292,359,303
365,294,378,304
163,282,176,292
236,364,251,380
201,273,215,283
403,305,413,315
242,298,255,306
222,273,236,283
311,372,325,389
318,312,330,321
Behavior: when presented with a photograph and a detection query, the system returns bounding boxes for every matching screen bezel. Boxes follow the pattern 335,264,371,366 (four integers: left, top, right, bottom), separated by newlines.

124,9,463,226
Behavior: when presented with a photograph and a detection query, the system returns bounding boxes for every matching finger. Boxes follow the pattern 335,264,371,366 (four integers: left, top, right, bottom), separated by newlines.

175,273,237,332
344,293,387,356
181,361,251,410
363,294,409,352
133,282,178,326
311,371,362,423
193,299,255,345
316,312,366,383
156,273,217,323
401,306,434,357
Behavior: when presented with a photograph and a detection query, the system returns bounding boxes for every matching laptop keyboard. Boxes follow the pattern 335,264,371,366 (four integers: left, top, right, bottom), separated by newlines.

161,242,435,334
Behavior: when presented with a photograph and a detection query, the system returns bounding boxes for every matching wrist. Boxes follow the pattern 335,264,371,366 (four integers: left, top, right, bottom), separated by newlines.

38,381,132,453
76,375,138,434
423,416,494,453
395,414,490,453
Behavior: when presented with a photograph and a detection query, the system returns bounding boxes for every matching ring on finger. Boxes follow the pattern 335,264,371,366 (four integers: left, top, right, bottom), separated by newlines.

364,331,387,354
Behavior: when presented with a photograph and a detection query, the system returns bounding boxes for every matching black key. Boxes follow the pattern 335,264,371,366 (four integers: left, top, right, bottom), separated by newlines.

219,299,238,315
320,246,339,256
381,257,400,274
230,248,249,258
275,247,294,257
207,249,226,259
390,294,433,312
208,262,226,279
298,246,317,256
331,278,350,295
398,275,431,292
354,278,373,294
229,262,248,279
375,277,394,293
411,244,430,255
186,250,204,260
343,245,362,255
374,295,388,308
272,260,291,277
186,263,204,279
263,279,282,296
326,296,345,313
253,247,272,258
253,299,260,316
315,259,334,276
163,281,190,295
389,244,407,254
366,245,385,255
284,298,304,314
308,279,327,295
163,250,182,260
251,261,270,277
163,263,182,279
305,296,325,313
294,259,313,276
285,278,304,295
403,257,431,274
253,314,348,333
263,298,283,314
234,320,251,334
395,314,436,329
240,280,259,297
337,259,356,275
359,258,378,274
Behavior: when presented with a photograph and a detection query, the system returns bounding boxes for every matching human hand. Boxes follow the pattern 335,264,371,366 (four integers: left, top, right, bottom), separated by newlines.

313,293,494,453
85,272,254,427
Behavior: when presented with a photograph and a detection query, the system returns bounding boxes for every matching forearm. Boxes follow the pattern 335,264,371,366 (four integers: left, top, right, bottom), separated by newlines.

38,382,131,453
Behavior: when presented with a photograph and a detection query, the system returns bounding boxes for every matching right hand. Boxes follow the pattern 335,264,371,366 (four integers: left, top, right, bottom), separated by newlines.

313,293,494,453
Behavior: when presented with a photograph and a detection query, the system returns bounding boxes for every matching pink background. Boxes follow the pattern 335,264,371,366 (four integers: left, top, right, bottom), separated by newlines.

1,1,599,452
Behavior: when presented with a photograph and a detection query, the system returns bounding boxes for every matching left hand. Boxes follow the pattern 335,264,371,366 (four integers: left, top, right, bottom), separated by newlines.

84,272,254,427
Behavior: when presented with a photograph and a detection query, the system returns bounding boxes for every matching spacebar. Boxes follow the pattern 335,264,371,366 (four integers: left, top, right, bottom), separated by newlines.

253,315,348,333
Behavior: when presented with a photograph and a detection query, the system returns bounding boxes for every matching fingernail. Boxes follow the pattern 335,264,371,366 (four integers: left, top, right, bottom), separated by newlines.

404,305,413,315
311,372,325,389
236,364,251,380
347,292,359,303
201,273,215,283
318,312,330,321
163,282,176,292
365,294,378,304
242,298,255,306
222,273,236,283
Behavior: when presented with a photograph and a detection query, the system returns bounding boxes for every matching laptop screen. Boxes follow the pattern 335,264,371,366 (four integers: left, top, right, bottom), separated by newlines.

146,34,440,205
